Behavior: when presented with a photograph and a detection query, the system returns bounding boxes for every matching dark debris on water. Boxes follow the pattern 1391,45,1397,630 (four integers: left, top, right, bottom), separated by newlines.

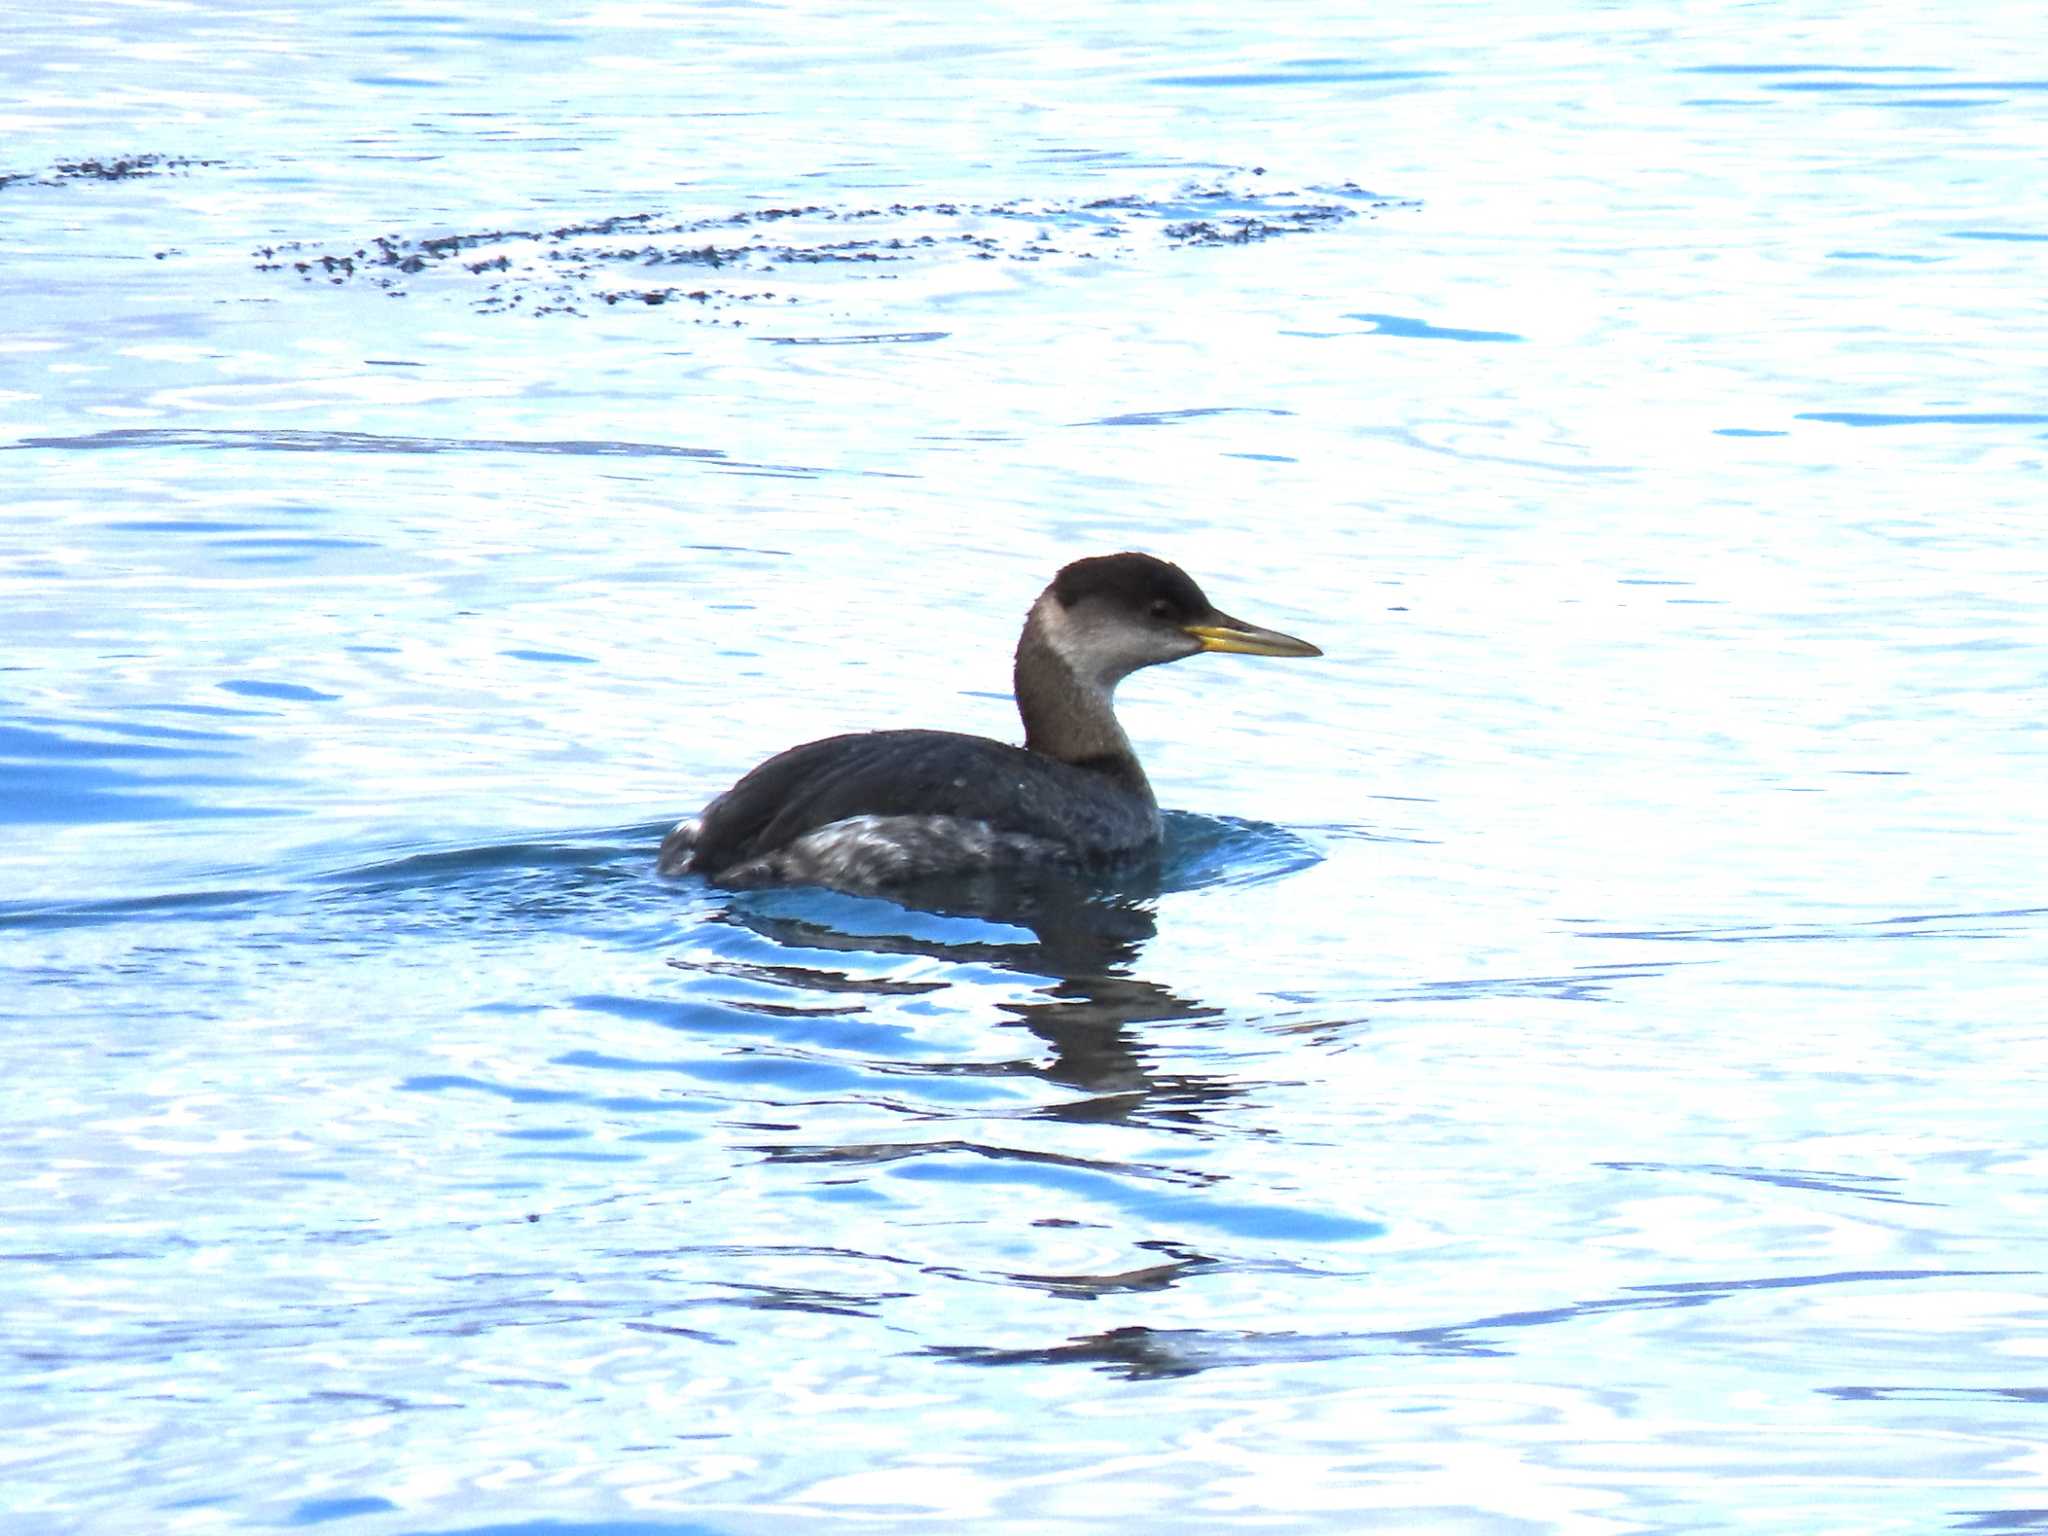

1,150,1414,321
0,153,227,191
244,175,1416,319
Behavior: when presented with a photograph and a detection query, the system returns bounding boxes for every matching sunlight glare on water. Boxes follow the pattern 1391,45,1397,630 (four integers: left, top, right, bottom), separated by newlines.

2,2,2045,1533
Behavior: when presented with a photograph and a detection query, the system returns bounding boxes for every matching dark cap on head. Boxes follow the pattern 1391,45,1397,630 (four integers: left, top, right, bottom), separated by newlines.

1050,551,1211,622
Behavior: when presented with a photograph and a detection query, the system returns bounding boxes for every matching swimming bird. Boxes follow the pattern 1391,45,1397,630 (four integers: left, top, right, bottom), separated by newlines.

659,552,1320,889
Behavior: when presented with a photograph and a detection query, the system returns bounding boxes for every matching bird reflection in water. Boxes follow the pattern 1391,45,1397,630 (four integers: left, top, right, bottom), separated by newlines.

707,854,1241,1126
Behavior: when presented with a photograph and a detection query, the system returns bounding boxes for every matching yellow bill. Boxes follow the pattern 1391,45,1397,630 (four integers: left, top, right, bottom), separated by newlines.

1184,616,1323,658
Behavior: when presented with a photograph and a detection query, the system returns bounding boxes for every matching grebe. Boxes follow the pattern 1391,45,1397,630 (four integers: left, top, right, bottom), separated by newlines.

659,552,1320,889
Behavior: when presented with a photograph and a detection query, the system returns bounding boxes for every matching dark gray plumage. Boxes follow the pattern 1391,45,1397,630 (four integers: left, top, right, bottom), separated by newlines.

660,552,1319,890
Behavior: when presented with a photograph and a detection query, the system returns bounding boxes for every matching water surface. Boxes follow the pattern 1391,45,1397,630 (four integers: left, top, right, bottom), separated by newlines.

3,3,2046,1533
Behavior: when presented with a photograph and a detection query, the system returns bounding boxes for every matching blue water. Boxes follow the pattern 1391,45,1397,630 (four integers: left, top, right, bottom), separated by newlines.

4,3,2046,1533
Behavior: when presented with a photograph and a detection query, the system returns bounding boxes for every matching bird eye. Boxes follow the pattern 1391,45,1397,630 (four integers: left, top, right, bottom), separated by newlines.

1148,598,1175,621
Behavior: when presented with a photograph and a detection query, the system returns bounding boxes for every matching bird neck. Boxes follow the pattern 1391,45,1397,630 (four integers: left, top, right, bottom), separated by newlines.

1013,597,1154,797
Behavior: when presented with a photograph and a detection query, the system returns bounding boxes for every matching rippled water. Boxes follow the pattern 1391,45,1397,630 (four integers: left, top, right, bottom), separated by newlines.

5,3,2046,1533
